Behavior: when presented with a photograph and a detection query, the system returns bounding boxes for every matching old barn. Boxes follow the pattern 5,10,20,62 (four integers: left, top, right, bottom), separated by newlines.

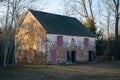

16,9,96,64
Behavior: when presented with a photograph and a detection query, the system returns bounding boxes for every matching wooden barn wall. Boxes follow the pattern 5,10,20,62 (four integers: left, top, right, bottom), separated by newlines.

16,11,47,64
46,34,96,64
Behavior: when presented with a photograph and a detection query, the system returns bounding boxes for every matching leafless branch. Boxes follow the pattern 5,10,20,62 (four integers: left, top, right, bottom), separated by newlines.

113,0,117,7
81,0,88,18
119,12,120,16
70,4,86,17
88,0,94,19
73,0,82,4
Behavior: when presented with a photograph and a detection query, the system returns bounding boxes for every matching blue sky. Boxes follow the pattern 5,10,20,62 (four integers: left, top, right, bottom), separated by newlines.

32,0,64,14
0,0,64,26
0,0,117,36
0,0,101,27
46,0,63,12
0,0,101,17
0,0,63,15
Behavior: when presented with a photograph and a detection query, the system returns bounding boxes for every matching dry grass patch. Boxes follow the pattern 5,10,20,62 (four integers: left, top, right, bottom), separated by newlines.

0,62,120,80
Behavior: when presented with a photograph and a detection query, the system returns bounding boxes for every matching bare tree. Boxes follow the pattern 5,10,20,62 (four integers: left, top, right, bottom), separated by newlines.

63,0,96,34
113,0,120,59
99,0,120,59
99,0,113,41
0,0,47,67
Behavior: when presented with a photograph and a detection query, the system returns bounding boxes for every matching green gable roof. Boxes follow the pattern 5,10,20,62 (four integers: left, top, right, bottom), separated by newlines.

29,9,95,37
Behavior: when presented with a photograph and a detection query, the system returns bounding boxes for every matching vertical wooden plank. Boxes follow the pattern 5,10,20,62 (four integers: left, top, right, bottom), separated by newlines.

57,36,63,47
33,50,37,59
51,49,57,64
93,51,96,62
18,49,21,57
23,50,27,63
84,38,89,46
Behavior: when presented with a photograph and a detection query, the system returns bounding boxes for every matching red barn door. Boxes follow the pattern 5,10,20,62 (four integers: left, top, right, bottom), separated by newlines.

51,49,57,64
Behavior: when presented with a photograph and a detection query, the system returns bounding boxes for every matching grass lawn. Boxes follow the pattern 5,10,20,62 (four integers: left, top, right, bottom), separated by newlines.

0,61,120,80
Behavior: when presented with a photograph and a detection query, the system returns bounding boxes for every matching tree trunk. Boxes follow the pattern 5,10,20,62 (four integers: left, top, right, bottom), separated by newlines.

114,16,119,60
113,0,119,60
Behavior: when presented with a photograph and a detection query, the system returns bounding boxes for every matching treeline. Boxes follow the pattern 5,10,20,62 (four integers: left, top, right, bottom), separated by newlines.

96,36,120,61
0,28,15,66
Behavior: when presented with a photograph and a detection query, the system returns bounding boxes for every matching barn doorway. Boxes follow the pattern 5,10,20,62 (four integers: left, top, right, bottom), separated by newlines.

51,49,57,64
71,51,76,63
89,51,96,62
66,51,72,63
66,50,76,64
89,51,92,62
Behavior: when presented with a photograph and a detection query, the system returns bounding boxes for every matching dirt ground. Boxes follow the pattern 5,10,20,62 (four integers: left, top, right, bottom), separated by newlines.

0,61,120,80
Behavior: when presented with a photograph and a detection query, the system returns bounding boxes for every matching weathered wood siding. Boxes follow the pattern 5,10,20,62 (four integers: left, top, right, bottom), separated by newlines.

46,34,96,64
16,11,47,64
